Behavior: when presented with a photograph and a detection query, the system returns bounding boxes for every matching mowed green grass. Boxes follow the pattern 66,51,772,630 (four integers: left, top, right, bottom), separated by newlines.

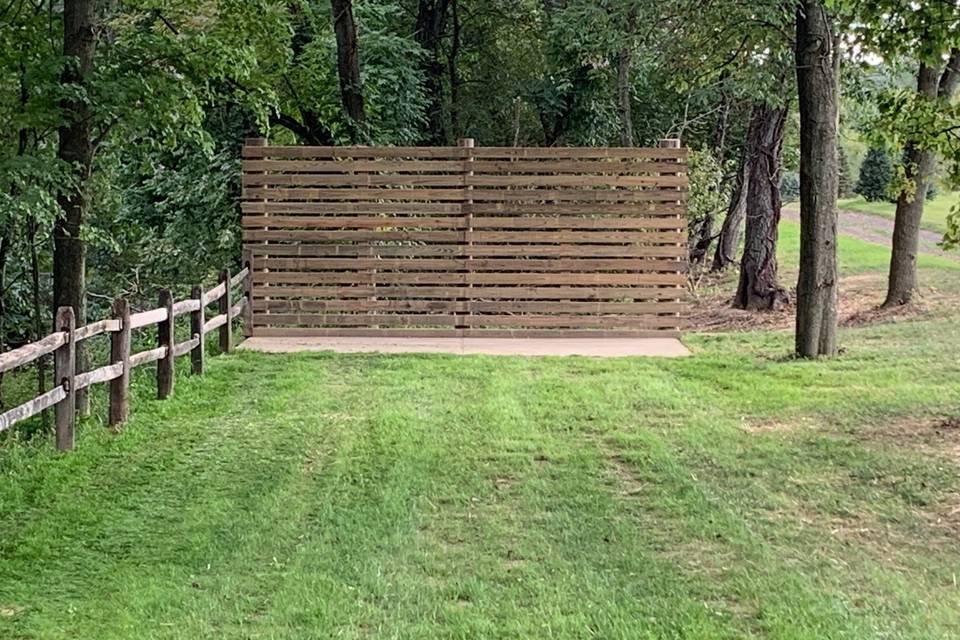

2,230,960,639
838,192,958,235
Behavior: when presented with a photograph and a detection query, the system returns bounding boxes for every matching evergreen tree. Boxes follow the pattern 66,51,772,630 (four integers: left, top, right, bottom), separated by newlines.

855,147,893,202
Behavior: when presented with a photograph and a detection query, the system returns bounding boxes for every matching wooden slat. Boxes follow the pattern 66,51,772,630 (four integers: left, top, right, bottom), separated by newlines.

229,267,250,289
129,346,167,368
0,332,68,374
254,257,686,272
172,336,201,358
203,313,228,333
0,386,67,432
253,286,681,300
242,145,687,160
75,319,121,341
229,297,245,320
74,363,124,390
241,187,687,203
242,173,688,188
246,243,687,258
172,299,201,316
253,272,686,285
254,299,686,314
241,215,684,231
202,282,227,305
129,307,169,330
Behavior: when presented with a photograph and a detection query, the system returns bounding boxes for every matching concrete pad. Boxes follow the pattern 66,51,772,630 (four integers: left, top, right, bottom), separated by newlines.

239,336,690,358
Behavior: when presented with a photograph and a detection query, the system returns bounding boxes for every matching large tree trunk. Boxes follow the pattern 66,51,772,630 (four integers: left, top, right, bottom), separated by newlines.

414,0,451,144
330,0,365,141
883,49,960,307
795,0,840,357
733,102,788,310
712,141,749,271
55,0,97,411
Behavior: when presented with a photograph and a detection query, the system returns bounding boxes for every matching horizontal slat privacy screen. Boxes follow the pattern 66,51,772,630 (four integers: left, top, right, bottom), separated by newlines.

242,140,688,338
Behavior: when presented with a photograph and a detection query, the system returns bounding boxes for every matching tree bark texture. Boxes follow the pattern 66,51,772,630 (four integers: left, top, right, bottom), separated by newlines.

794,0,840,357
56,0,97,409
733,103,788,310
712,141,749,271
883,49,960,307
330,0,365,140
414,0,451,144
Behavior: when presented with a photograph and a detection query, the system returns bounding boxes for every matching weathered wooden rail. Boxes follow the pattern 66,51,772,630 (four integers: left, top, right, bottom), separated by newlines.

0,265,252,450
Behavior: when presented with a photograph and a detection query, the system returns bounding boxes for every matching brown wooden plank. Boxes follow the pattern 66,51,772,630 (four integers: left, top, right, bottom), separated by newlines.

242,146,465,159
252,285,682,300
469,217,686,230
172,299,201,317
241,201,685,215
245,243,687,258
242,216,466,229
74,363,124,390
129,307,169,330
0,331,68,374
466,160,684,173
464,174,688,188
242,173,688,188
256,313,458,327
254,299,686,314
0,386,67,433
242,187,687,203
202,282,227,306
243,173,466,187
242,201,464,214
243,230,464,243
253,272,686,285
129,346,167,368
468,147,688,159
243,159,465,172
75,319,121,342
253,257,685,272
172,336,201,358
203,313,228,333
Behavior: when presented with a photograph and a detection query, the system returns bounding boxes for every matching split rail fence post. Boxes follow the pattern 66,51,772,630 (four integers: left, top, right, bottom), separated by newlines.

157,289,175,399
219,268,232,353
242,249,254,338
659,138,683,332
458,137,475,332
190,284,205,375
109,298,131,429
53,306,76,451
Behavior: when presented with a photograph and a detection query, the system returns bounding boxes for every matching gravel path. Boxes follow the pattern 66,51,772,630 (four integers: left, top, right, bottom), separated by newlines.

781,207,958,259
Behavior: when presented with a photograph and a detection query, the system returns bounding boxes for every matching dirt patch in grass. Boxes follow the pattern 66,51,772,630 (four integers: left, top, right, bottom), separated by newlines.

688,272,943,333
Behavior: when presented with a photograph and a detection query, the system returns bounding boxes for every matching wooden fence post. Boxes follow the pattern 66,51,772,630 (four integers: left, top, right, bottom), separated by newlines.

458,137,475,332
190,284,205,374
242,248,254,338
53,306,76,451
219,268,232,353
157,289,175,400
660,138,683,332
109,298,131,429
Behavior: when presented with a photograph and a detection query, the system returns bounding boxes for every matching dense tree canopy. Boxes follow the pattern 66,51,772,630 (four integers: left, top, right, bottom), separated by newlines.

1,0,958,370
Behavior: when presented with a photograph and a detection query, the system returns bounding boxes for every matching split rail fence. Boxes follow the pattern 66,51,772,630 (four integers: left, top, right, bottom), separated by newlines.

243,138,689,338
0,265,252,451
